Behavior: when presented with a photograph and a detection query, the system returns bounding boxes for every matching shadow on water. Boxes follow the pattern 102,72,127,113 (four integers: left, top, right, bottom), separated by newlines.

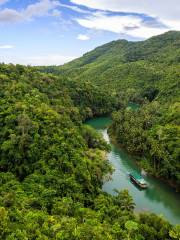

86,116,180,225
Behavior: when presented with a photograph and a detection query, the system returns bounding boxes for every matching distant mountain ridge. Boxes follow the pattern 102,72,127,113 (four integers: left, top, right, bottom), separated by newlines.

63,31,180,68
57,31,179,104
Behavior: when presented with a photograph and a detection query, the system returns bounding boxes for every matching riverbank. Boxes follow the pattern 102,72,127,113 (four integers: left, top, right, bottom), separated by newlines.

108,129,180,192
87,116,180,224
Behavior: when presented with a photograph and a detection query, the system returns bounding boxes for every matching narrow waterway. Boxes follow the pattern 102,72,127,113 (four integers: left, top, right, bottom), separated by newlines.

86,117,180,225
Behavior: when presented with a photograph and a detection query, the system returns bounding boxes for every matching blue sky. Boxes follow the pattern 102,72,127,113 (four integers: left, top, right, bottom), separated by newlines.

0,0,179,65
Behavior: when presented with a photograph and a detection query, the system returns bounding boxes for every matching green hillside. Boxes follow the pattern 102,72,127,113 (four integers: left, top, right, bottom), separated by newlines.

0,31,180,239
2,64,179,239
64,31,180,67
60,31,180,101
42,31,180,186
41,31,180,104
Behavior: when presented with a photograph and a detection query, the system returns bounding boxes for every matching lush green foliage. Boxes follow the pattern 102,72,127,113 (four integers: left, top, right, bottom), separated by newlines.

0,31,180,239
52,31,180,103
0,63,178,239
109,101,180,186
58,31,180,188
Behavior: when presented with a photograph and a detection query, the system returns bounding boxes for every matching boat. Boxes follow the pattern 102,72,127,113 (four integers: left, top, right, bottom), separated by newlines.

129,173,148,189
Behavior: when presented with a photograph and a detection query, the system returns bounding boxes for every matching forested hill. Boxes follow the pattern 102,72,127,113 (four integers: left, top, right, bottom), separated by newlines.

63,30,180,68
0,31,180,238
62,31,179,188
59,31,180,103
2,64,179,239
39,31,180,187
40,31,179,100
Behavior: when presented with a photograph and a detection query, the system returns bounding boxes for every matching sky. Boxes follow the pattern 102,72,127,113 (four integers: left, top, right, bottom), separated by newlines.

0,0,179,65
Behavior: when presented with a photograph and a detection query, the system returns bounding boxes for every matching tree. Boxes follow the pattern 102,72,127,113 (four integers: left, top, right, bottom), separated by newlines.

125,220,139,240
169,225,180,239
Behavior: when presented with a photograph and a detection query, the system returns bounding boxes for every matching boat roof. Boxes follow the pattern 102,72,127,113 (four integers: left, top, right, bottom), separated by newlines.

131,173,144,180
130,173,147,185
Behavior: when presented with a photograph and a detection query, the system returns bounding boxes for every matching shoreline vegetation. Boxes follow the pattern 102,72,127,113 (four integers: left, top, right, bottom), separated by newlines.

0,65,178,239
57,30,180,191
108,101,180,191
108,129,180,192
0,31,180,238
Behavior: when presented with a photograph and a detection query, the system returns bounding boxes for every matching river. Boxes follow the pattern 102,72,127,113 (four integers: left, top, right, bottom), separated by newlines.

86,116,180,225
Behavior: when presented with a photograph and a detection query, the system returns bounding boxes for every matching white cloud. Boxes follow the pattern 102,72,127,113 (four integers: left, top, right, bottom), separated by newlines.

75,13,168,39
126,25,168,39
0,0,8,5
71,0,180,35
71,0,180,21
24,0,59,19
76,14,141,33
0,0,60,23
163,19,180,31
77,34,90,40
0,8,24,23
0,44,14,49
0,54,77,66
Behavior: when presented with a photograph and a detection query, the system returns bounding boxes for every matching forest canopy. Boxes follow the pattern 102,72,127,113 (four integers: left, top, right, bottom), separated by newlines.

0,31,180,239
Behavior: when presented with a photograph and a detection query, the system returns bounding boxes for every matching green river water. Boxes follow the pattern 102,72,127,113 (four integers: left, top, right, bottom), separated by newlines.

86,116,180,225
